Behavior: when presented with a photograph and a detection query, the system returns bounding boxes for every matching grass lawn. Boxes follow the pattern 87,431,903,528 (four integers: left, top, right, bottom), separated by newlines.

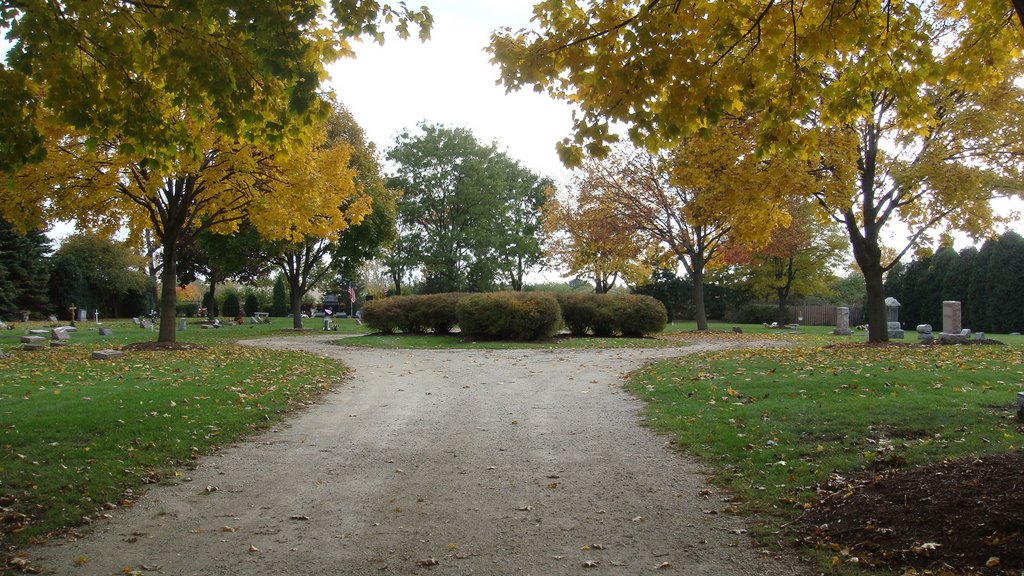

625,340,1024,570
0,317,356,551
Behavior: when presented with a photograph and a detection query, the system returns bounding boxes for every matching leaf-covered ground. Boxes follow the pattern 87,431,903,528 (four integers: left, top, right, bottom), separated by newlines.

625,341,1024,575
0,342,342,551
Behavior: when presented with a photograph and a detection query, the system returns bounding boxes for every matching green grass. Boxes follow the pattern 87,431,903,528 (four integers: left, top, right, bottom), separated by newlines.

0,318,350,550
625,342,1024,568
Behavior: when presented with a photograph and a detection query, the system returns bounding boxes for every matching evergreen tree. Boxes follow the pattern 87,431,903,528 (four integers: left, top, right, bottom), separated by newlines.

968,239,995,330
244,293,260,316
271,276,289,317
949,247,977,327
48,255,89,321
222,293,241,318
0,219,51,318
987,232,1024,333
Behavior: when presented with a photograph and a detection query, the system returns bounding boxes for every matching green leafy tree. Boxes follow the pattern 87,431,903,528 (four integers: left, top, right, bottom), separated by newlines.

177,223,269,320
48,255,89,321
490,1,1024,342
52,234,148,318
387,123,551,293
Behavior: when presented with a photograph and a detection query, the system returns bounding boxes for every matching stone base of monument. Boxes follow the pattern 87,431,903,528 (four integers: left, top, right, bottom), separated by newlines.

887,322,905,339
939,333,968,343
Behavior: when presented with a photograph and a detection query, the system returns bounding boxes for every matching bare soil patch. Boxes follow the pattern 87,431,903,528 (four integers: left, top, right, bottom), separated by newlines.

803,450,1024,574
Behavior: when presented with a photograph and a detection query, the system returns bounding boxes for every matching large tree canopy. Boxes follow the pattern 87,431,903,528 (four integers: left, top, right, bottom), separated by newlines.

491,0,1024,341
386,123,552,293
1,1,432,174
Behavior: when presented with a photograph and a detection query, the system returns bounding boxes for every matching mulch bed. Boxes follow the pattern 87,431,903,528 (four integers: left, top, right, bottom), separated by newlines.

801,451,1024,574
120,341,208,352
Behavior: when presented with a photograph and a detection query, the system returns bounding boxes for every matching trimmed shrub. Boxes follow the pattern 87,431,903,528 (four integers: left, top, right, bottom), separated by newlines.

618,295,668,337
361,296,412,334
557,293,668,337
557,293,596,337
419,293,463,334
457,292,561,341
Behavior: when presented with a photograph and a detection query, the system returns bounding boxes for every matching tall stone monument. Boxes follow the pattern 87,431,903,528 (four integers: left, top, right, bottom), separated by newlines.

941,301,966,342
885,297,905,339
833,307,852,335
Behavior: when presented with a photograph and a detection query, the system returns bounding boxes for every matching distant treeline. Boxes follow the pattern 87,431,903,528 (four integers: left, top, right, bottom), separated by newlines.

885,231,1024,334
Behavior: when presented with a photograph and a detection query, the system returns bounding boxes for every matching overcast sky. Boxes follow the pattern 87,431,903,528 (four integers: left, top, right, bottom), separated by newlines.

325,0,576,185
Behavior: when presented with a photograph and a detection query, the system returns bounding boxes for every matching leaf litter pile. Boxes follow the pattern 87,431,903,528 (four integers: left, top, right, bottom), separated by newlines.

803,450,1024,574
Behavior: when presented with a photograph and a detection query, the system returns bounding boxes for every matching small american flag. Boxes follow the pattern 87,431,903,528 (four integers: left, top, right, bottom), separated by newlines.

347,283,356,304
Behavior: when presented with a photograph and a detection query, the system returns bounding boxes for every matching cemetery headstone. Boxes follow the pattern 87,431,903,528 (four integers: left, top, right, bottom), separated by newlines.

178,318,187,331
77,308,88,322
731,326,743,334
21,335,45,351
21,311,29,322
916,324,934,343
50,328,70,341
885,297,905,339
46,314,57,322
974,332,985,340
91,349,124,360
50,340,68,347
99,327,113,336
833,307,852,335
132,317,140,325
140,320,152,330
941,301,963,337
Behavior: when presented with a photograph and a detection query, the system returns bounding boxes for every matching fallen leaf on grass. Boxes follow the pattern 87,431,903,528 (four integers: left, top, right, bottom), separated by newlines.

987,557,1001,568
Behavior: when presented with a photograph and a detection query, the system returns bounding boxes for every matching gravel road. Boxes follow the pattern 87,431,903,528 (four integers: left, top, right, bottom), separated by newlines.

26,336,810,575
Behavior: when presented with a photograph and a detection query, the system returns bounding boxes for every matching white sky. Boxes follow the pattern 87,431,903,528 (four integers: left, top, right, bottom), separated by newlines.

325,0,575,186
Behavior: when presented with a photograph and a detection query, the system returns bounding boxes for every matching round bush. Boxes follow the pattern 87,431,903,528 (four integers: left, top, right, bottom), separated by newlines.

557,293,596,337
618,295,668,337
244,293,260,315
419,293,463,334
361,296,410,334
222,293,241,317
457,292,562,341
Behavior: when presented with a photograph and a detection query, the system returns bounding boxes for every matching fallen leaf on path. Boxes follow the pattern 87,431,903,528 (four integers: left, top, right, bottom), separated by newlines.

74,556,89,566
582,560,599,568
987,557,1001,568
220,526,238,532
657,561,673,569
248,544,259,553
632,516,645,523
416,558,439,566
290,515,310,521
516,505,534,511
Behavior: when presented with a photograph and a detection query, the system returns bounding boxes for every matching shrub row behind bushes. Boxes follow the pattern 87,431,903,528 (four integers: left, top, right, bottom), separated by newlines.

557,293,667,337
362,291,667,340
361,293,463,335
456,292,562,341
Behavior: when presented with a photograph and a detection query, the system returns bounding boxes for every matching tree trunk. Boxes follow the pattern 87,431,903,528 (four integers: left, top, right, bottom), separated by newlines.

289,279,304,330
1014,0,1024,29
207,276,219,321
863,263,888,342
157,240,178,343
776,287,789,325
693,266,708,331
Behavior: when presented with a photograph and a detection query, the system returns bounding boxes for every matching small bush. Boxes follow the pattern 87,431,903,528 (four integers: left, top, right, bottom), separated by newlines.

361,296,413,334
457,292,561,341
618,295,668,337
557,293,668,337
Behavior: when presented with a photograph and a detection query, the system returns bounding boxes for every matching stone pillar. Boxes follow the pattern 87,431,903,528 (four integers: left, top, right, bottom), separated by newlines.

942,301,962,335
833,307,852,335
885,297,905,339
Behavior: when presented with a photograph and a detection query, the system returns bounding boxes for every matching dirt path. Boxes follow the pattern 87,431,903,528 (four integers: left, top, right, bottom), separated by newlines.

26,336,810,575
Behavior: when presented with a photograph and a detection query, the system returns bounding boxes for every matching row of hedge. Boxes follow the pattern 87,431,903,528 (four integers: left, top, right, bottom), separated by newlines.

360,292,667,341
